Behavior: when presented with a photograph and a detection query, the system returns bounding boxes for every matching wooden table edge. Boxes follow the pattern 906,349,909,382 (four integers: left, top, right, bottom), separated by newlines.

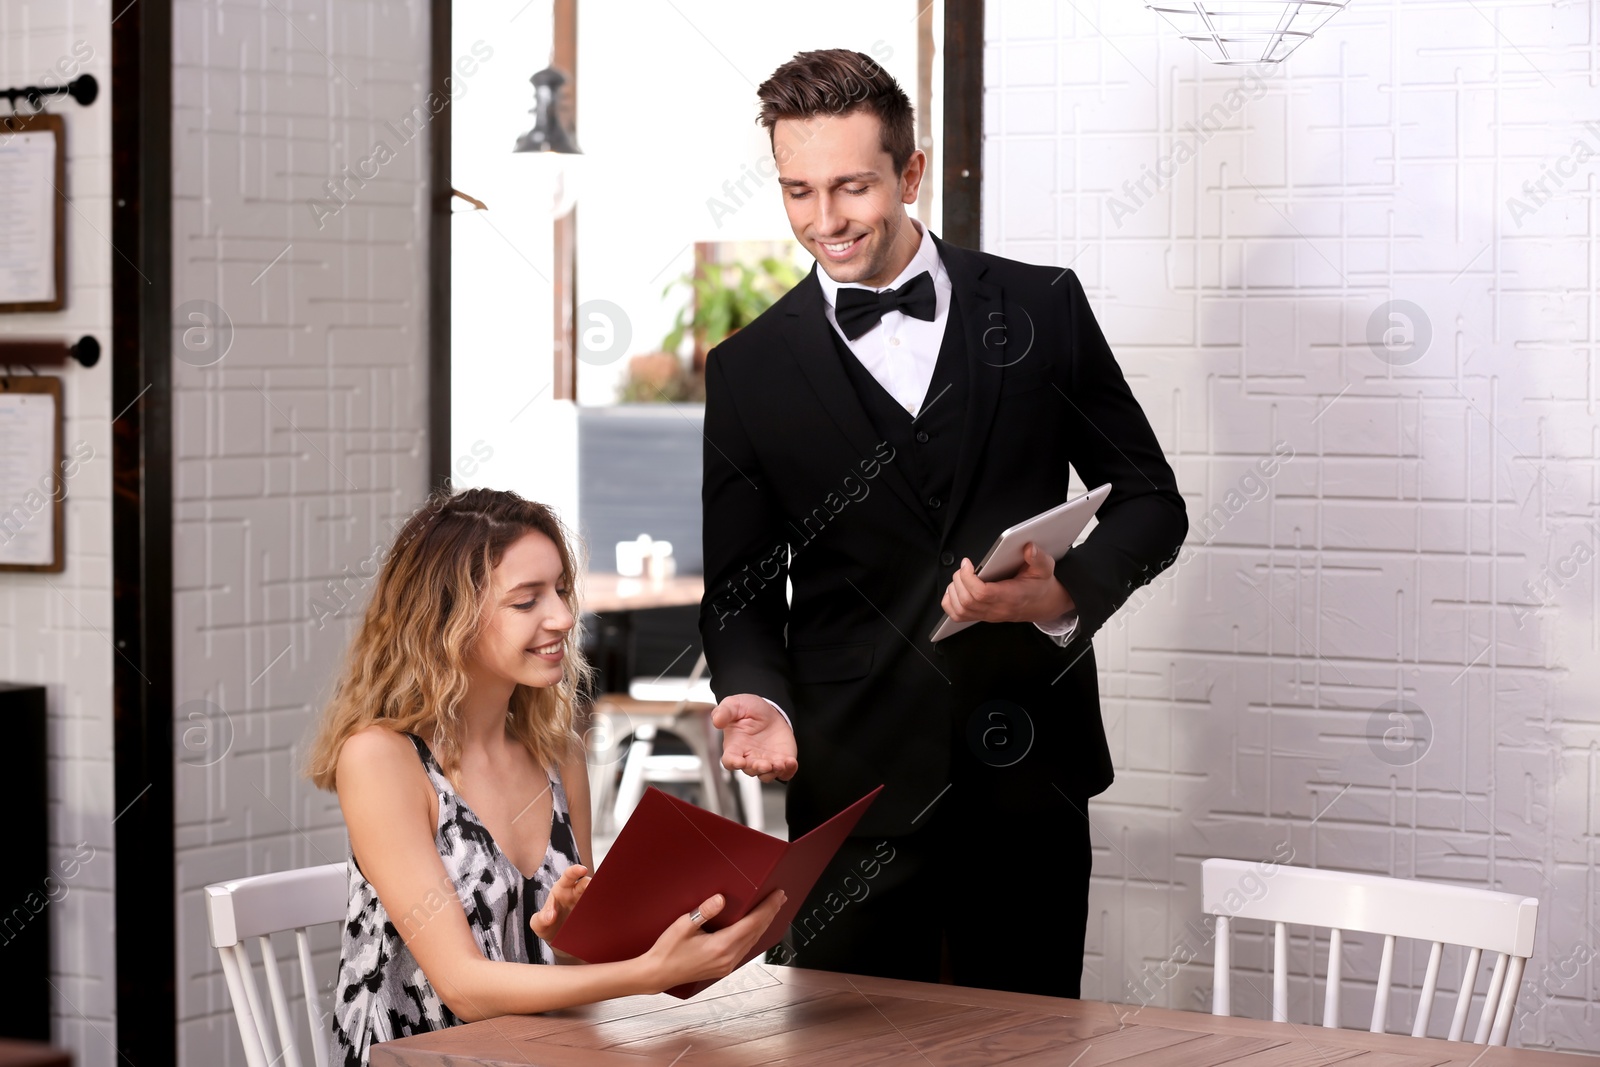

1101,999,1599,1064
367,966,1600,1066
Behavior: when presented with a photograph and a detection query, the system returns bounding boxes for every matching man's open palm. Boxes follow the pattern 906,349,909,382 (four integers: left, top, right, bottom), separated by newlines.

713,694,798,783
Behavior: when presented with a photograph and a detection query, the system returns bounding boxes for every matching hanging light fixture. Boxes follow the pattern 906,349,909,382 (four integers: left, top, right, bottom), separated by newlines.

1146,0,1349,64
513,66,580,154
512,64,583,219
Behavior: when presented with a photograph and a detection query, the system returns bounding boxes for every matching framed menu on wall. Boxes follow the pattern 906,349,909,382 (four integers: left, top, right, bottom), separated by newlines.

0,112,67,313
0,376,65,571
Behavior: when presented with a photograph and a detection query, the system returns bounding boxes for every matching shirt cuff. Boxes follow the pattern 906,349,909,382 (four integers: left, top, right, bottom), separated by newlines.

759,696,793,729
1034,611,1079,646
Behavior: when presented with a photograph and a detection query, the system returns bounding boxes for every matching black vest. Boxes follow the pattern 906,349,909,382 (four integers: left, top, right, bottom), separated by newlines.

827,297,969,522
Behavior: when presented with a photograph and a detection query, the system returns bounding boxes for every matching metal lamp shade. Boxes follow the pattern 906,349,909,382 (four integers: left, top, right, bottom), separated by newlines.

1146,0,1349,64
513,66,581,154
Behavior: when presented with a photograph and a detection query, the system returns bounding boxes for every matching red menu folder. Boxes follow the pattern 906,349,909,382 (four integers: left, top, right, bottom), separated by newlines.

550,784,882,997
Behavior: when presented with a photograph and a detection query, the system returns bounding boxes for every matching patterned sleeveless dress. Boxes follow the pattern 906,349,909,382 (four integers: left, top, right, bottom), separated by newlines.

331,733,582,1066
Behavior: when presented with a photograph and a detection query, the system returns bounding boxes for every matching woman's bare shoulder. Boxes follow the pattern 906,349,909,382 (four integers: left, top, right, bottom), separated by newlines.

336,724,424,789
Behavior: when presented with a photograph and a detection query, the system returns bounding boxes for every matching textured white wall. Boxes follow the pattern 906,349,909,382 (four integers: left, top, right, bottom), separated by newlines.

171,0,431,1062
0,1,115,1062
984,0,1599,1052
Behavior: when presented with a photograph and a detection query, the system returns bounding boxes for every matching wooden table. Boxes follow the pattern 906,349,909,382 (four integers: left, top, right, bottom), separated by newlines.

369,966,1597,1066
580,572,705,695
582,571,704,615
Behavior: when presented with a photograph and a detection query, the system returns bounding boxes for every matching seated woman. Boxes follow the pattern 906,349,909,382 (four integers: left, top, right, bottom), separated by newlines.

305,487,784,1065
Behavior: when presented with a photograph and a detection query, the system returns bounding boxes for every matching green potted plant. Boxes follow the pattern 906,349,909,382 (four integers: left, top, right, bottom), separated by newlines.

617,255,805,403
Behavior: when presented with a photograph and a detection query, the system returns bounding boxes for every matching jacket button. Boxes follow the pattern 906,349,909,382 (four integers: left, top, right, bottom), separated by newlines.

940,551,955,566
927,496,942,509
915,430,929,443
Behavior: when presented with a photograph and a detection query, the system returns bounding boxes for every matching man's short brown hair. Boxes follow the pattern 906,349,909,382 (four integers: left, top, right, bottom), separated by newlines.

756,49,915,173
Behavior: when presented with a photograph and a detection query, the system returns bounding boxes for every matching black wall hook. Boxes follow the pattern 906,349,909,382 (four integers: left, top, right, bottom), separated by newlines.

1,73,97,113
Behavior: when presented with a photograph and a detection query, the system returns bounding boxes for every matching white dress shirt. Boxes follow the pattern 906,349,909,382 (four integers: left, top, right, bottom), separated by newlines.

817,218,952,417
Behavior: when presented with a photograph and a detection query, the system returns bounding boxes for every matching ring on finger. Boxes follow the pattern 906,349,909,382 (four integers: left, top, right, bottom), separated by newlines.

689,908,706,926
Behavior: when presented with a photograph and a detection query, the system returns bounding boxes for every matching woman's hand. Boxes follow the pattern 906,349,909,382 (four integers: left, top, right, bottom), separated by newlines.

640,889,788,990
529,865,591,942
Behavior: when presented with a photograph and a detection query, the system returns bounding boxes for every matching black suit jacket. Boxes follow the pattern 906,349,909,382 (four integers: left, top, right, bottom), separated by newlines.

699,236,1187,838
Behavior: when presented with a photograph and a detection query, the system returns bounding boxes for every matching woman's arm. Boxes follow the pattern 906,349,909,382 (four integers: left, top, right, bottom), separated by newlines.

560,743,594,869
538,744,596,963
337,726,782,1022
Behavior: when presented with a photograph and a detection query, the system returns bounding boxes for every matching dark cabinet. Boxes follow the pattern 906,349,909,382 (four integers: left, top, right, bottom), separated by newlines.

0,684,50,1041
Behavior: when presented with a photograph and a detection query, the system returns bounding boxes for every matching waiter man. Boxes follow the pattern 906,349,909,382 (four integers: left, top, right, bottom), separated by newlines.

700,49,1186,997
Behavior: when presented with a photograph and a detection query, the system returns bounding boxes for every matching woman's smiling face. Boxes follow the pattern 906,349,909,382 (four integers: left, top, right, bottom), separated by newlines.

468,529,574,691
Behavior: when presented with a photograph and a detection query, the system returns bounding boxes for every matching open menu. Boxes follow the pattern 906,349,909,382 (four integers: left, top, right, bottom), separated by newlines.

551,784,882,997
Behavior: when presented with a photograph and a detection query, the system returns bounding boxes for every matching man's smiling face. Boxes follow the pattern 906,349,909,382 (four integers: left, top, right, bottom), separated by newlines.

773,109,925,289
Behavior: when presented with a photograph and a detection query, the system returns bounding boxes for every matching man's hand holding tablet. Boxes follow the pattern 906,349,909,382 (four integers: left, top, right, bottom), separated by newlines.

940,541,1076,626
930,482,1112,642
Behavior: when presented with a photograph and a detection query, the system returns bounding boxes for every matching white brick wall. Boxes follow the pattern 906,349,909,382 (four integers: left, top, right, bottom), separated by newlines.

0,1,115,1062
984,0,1600,1051
171,0,431,1062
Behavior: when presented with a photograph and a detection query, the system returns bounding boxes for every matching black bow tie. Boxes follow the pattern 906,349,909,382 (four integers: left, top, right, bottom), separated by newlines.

833,271,937,340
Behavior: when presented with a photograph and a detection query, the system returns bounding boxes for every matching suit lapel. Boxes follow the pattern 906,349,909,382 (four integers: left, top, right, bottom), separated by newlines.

934,237,1005,543
782,270,936,531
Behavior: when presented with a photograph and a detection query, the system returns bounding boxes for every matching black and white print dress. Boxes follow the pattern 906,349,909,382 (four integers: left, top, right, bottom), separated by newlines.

331,733,582,1066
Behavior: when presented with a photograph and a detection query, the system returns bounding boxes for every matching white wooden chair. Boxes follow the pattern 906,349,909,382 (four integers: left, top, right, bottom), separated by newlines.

1203,858,1538,1046
204,863,348,1067
589,651,764,833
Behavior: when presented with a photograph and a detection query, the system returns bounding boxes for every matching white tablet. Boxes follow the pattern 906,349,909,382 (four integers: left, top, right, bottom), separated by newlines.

929,482,1112,642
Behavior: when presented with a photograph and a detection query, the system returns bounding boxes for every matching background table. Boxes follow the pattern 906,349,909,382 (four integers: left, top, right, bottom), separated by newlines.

370,966,1598,1066
582,572,704,615
580,571,704,696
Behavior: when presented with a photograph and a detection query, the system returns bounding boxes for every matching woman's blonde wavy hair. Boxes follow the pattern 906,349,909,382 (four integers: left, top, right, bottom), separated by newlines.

305,487,592,792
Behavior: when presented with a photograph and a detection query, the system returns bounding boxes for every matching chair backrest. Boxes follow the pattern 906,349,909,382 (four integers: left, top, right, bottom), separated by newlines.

1201,858,1538,1046
626,651,712,710
204,863,349,1067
